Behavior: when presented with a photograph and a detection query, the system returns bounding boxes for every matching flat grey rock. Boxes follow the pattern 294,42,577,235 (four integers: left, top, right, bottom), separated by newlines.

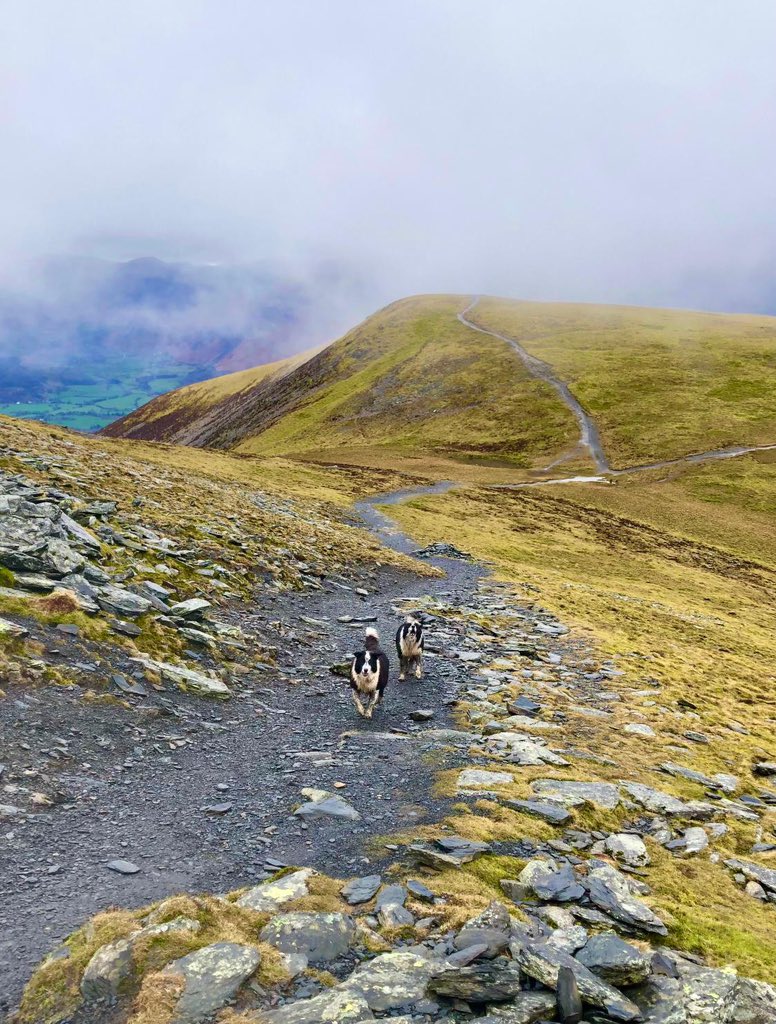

506,798,571,824
576,931,652,986
531,779,620,810
260,987,374,1023
295,793,361,821
106,859,140,875
260,912,355,962
236,868,314,912
469,990,557,1023
341,874,382,905
342,949,443,1011
164,942,260,1023
605,833,650,867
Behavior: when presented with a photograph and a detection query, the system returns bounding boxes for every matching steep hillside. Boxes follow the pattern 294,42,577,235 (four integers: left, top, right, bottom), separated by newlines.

101,345,323,444
105,295,580,470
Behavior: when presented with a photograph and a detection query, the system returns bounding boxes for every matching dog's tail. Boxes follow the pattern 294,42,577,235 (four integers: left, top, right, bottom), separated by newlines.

365,627,379,640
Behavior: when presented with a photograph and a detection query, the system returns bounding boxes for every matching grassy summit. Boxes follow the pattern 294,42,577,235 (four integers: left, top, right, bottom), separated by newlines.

471,297,776,468
106,294,776,482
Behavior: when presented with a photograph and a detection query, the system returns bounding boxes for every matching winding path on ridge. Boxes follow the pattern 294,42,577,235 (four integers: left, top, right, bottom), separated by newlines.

459,296,776,487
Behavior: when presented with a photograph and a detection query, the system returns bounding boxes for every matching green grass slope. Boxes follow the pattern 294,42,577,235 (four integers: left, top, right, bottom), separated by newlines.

471,297,776,467
105,295,579,470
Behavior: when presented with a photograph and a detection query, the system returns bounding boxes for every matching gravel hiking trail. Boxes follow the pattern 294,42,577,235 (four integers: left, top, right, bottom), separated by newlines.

1,486,491,1013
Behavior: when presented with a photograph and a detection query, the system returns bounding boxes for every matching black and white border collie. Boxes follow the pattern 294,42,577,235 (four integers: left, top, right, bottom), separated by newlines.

350,627,390,718
396,615,424,681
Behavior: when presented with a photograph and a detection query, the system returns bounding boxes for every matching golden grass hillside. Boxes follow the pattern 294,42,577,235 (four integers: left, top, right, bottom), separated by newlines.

383,457,776,976
471,297,776,468
105,294,776,482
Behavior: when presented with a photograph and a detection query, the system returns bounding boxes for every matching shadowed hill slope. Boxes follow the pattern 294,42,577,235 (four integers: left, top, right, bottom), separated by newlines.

101,344,323,446
104,295,580,469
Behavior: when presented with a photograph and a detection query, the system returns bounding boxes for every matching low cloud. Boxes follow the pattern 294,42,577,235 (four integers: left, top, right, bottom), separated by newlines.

2,1,776,324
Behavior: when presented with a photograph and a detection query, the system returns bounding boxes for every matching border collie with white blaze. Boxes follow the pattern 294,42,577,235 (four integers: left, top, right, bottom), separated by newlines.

349,627,390,718
396,615,424,680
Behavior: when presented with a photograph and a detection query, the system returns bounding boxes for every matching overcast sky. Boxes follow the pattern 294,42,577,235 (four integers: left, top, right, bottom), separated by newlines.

3,1,776,313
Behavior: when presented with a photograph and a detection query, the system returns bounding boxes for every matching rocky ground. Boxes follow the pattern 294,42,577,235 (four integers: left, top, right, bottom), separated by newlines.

2,444,776,1023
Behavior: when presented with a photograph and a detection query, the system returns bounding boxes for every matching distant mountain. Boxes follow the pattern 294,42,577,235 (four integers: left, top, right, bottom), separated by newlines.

0,256,363,430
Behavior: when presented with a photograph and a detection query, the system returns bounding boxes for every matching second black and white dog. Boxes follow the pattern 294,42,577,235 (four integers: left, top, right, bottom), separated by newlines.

396,615,424,680
350,627,390,718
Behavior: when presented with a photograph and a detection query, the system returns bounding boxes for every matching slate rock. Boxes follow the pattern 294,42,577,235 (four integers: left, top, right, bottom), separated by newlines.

169,597,212,620
447,942,490,966
630,958,776,1023
681,826,709,856
516,858,585,902
507,798,571,825
509,696,541,716
724,857,776,893
81,938,134,999
605,833,650,868
620,782,686,816
96,586,152,618
471,991,558,1022
407,879,436,903
429,958,523,1001
557,964,583,1023
531,779,620,810
107,859,140,875
341,874,382,905
514,941,641,1021
409,709,434,722
576,932,652,986
295,794,361,821
585,863,667,936
342,949,443,1011
236,868,314,912
164,942,260,1023
0,617,28,638
376,884,414,928
260,912,355,962
454,901,512,958
133,656,230,699
260,987,374,1023
458,768,514,788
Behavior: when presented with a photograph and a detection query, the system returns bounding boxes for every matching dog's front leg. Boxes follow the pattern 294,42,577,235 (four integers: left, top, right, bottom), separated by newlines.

398,655,407,681
414,654,423,679
352,691,367,718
